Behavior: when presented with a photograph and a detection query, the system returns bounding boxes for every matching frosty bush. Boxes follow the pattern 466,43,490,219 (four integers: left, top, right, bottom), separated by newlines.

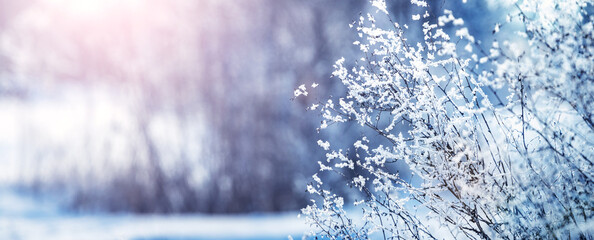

300,0,593,239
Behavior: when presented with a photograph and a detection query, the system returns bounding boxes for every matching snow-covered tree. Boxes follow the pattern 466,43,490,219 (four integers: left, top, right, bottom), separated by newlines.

300,0,594,238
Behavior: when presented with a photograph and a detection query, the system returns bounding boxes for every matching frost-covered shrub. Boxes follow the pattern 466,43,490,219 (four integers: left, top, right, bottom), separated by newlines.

300,0,594,239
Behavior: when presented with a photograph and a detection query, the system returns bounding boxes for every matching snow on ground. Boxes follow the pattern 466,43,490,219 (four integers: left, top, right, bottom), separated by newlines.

0,188,309,240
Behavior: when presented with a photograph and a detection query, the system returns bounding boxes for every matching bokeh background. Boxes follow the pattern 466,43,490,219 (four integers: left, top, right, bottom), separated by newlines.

0,0,502,238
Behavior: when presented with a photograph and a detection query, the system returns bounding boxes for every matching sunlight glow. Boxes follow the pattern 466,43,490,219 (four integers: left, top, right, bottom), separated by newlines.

49,0,143,16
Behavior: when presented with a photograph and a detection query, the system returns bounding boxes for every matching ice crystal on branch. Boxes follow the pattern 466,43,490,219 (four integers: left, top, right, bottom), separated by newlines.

299,0,594,239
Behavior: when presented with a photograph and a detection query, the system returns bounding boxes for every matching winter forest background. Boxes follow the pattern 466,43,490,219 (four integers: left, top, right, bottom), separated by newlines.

0,0,591,239
0,0,370,214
